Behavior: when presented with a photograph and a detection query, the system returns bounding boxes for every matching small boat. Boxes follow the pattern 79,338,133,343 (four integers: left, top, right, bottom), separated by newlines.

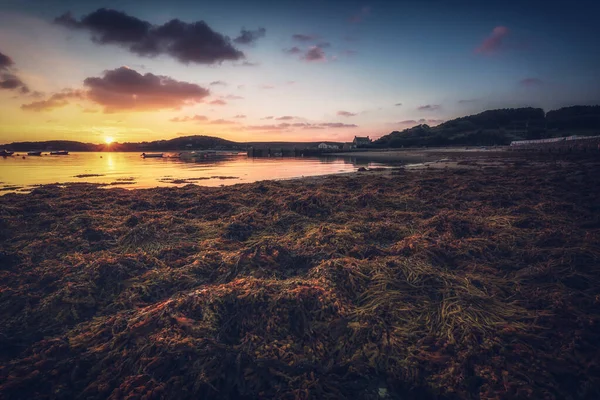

178,150,217,160
141,153,163,158
0,149,14,157
50,150,69,155
27,151,42,156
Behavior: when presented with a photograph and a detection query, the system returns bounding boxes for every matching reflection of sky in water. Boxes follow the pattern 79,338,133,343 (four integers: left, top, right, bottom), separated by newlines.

0,152,390,192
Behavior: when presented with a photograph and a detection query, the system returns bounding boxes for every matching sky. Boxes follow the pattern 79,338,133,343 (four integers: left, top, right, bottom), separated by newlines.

0,0,599,144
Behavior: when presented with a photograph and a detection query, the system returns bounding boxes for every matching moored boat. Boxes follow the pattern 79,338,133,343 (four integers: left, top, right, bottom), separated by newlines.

50,150,69,155
27,151,42,156
0,149,14,157
141,153,163,158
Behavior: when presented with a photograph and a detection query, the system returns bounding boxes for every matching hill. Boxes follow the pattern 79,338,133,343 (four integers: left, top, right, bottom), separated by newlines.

374,106,600,148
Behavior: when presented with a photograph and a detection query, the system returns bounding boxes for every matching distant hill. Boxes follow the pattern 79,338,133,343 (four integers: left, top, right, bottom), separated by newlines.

374,106,600,148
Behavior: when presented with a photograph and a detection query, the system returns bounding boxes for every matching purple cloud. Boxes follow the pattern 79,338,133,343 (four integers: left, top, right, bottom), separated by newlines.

475,26,509,55
0,50,29,94
55,8,244,64
417,104,441,111
275,116,295,120
210,80,227,86
303,46,326,62
233,27,266,45
210,119,236,125
292,33,318,42
337,111,357,117
209,99,227,105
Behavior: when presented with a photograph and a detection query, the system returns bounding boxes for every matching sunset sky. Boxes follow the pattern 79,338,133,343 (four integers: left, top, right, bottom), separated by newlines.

1,0,599,144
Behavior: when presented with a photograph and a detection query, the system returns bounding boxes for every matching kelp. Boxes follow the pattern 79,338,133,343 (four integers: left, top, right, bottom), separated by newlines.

0,156,600,399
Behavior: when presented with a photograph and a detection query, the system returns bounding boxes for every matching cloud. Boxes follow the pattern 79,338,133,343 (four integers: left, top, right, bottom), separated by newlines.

519,78,543,87
0,50,29,93
0,51,15,70
21,89,84,111
210,119,236,125
283,46,302,55
170,114,208,122
292,34,318,42
261,116,274,120
275,116,295,120
245,121,358,132
337,111,357,117
458,99,478,104
233,114,246,119
55,8,244,64
210,80,227,86
83,67,209,113
209,99,227,105
233,27,266,45
319,122,358,128
303,46,326,62
417,104,441,111
349,6,371,23
316,42,331,48
394,103,402,106
287,81,296,85
260,84,275,89
398,119,417,125
224,94,244,100
475,26,509,55
341,50,358,56
82,108,99,113
234,61,259,67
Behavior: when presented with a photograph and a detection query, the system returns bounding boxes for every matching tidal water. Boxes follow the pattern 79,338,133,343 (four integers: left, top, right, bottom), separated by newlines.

0,152,390,194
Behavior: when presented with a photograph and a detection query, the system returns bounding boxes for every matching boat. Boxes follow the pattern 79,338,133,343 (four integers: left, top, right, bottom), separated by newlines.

50,150,69,155
141,153,163,158
0,149,14,157
27,151,42,156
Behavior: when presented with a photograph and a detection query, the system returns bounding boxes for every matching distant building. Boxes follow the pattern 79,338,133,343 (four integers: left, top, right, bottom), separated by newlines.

318,143,340,150
353,136,372,148
342,143,352,151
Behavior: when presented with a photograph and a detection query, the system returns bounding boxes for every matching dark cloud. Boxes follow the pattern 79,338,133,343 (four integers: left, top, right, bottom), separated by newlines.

303,46,326,62
234,61,259,67
520,78,543,87
209,99,227,105
170,114,208,122
55,8,244,64
394,103,403,106
349,6,371,23
275,116,294,120
0,50,29,93
21,89,84,112
233,27,266,45
316,42,331,48
458,99,478,104
210,80,227,86
292,34,318,42
337,111,356,117
342,50,358,56
245,121,357,132
475,26,509,55
283,47,302,55
83,67,209,112
0,51,15,70
417,104,441,111
398,119,417,124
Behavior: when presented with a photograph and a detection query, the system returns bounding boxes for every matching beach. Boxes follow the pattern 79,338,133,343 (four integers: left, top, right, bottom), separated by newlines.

1,154,599,399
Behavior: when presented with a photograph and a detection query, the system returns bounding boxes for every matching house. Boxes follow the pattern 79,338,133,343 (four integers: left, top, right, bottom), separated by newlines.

342,143,353,151
318,143,330,149
353,136,372,148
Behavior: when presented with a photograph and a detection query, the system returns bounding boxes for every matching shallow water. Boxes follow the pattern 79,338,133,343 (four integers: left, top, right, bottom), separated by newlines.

0,152,390,193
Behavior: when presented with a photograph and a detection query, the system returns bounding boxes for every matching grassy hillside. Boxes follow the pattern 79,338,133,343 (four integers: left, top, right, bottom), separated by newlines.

375,106,600,148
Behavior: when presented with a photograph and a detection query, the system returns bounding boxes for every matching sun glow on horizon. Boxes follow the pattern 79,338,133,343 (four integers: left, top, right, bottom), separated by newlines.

104,136,114,144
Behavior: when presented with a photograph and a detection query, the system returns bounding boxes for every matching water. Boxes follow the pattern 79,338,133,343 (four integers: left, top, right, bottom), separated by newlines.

0,152,389,194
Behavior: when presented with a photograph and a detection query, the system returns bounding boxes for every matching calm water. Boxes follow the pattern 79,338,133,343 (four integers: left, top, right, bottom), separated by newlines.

0,152,389,193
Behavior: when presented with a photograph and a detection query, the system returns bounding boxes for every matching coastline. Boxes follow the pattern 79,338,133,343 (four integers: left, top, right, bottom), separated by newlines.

1,155,599,398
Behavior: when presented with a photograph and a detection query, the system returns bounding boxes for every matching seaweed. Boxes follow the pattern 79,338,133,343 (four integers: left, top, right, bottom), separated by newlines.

0,157,599,399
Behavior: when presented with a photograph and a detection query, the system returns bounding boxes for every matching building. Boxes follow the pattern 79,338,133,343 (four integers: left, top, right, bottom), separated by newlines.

318,143,340,150
353,136,372,148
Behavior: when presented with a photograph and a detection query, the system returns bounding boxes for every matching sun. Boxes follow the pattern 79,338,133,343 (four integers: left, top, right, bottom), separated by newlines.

104,136,114,144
